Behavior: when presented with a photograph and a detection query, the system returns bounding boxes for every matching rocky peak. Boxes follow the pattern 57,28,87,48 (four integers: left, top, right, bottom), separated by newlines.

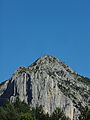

0,55,90,120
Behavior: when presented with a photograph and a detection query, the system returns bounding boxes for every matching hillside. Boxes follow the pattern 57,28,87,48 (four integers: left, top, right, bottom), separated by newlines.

0,55,90,120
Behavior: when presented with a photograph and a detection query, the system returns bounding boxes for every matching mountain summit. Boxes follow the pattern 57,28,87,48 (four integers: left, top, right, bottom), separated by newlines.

0,55,90,120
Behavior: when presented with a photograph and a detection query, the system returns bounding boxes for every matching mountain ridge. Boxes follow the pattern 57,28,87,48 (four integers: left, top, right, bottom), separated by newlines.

0,55,90,120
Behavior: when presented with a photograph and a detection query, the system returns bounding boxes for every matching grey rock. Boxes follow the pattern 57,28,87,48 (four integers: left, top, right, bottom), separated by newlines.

0,55,90,120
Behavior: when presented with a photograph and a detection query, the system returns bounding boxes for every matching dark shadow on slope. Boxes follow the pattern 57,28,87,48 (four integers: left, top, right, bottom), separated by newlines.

26,74,32,104
0,79,14,105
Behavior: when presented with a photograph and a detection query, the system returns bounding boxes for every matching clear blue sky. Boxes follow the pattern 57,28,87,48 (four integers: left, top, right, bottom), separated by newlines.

0,0,90,82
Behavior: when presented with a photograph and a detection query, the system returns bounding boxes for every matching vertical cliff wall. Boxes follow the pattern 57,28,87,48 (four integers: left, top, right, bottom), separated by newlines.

0,55,90,120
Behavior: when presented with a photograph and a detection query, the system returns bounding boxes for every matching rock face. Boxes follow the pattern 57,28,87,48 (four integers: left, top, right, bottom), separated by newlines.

0,55,90,120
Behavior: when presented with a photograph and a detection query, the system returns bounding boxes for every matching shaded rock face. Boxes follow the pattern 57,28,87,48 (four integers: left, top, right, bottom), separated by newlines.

0,55,90,120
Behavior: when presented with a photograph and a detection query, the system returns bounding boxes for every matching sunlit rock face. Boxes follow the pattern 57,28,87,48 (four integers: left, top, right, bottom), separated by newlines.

0,55,90,120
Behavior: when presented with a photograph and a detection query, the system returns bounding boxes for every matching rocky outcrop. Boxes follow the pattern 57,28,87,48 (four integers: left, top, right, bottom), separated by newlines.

0,55,90,120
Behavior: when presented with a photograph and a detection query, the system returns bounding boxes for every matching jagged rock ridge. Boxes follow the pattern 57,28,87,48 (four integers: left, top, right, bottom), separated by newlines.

0,55,90,120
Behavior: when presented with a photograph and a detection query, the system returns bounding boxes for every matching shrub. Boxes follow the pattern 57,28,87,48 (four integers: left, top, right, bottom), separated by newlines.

19,113,36,120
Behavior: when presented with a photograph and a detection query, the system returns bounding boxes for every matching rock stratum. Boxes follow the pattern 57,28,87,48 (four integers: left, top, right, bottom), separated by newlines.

0,55,90,120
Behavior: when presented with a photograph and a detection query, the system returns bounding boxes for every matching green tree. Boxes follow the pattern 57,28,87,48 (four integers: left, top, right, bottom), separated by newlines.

31,106,50,120
14,97,30,114
50,108,69,120
0,102,18,120
19,113,36,120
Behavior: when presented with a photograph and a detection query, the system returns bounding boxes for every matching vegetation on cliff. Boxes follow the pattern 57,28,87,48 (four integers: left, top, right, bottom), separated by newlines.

0,98,90,120
0,98,70,120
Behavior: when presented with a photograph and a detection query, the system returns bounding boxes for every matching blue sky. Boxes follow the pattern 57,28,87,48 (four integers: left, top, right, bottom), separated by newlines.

0,0,90,82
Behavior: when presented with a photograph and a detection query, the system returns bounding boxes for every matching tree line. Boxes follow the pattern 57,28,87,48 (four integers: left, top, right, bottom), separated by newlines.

0,98,90,120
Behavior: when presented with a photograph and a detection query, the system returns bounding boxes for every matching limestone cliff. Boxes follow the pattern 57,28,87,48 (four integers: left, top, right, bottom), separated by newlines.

0,55,90,120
